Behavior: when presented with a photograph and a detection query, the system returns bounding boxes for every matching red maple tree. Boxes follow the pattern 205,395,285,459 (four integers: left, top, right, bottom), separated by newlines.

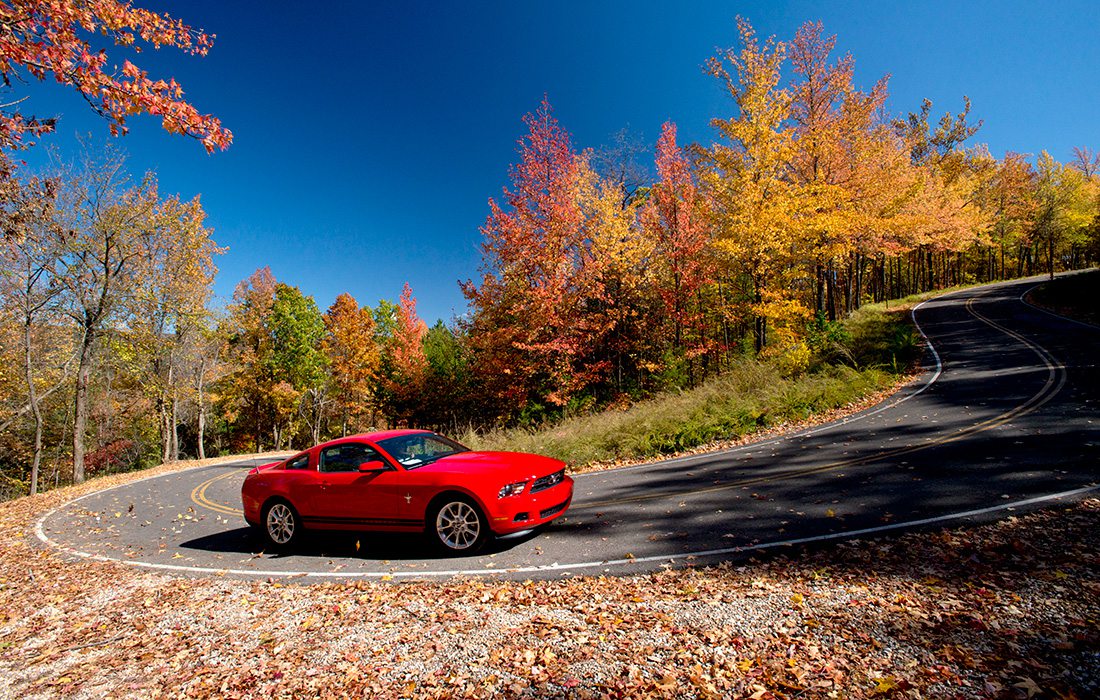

463,97,608,411
0,0,231,151
641,121,713,357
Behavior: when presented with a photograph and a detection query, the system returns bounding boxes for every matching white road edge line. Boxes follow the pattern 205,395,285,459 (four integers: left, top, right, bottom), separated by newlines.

35,483,1099,580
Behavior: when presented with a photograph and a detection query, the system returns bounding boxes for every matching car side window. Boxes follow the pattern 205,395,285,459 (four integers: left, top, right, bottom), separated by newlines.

319,443,384,473
285,453,310,470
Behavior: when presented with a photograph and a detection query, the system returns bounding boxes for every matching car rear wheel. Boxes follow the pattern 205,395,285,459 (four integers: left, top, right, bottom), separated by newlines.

262,500,301,549
429,496,487,554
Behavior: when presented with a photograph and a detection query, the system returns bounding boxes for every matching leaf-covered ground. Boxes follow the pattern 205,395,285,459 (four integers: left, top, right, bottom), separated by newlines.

1,455,1097,699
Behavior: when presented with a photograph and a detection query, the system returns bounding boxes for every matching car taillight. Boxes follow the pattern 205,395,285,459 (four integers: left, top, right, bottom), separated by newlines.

498,481,527,498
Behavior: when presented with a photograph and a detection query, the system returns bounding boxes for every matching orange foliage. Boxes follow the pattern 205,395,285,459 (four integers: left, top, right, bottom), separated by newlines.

0,0,231,151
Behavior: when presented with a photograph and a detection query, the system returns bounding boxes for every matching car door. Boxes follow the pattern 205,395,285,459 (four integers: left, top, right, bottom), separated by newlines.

309,442,415,529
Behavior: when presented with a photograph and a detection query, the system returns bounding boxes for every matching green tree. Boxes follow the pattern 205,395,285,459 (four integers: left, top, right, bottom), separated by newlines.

421,320,470,430
269,283,328,445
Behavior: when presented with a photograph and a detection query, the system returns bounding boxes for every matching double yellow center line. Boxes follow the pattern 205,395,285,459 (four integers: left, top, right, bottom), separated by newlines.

190,469,244,516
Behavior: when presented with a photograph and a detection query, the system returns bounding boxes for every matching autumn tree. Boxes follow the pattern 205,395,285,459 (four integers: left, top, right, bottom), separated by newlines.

130,193,221,463
700,18,802,353
464,97,609,413
53,148,162,483
895,97,982,169
381,283,428,424
222,273,330,450
1032,152,1092,279
0,0,231,151
788,21,894,317
0,162,65,493
983,152,1035,279
639,121,713,381
221,267,277,452
891,98,988,290
593,126,650,209
185,318,223,459
1070,146,1100,178
584,161,656,395
323,293,379,436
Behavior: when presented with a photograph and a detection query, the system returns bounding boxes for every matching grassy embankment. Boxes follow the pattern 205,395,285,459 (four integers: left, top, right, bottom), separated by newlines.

466,295,932,468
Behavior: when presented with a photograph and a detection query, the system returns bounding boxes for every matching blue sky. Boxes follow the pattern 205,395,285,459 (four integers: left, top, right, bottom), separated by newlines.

15,1,1100,323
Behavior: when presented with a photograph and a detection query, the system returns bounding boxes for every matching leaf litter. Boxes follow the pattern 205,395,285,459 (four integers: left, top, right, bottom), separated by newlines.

0,458,1097,698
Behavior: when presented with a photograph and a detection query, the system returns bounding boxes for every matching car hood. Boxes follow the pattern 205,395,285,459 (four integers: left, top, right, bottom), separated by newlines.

414,451,565,480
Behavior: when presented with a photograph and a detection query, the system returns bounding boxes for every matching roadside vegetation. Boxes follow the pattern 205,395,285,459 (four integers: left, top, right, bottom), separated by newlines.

466,299,921,467
1027,268,1100,326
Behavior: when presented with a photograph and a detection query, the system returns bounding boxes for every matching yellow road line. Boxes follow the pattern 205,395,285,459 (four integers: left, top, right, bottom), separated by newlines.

190,470,244,516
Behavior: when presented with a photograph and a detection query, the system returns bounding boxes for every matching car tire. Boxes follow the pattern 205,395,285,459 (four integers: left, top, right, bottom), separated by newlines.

261,499,301,550
427,495,488,554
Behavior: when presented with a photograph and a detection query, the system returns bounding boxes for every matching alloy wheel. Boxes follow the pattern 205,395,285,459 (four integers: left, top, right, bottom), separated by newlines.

435,501,482,550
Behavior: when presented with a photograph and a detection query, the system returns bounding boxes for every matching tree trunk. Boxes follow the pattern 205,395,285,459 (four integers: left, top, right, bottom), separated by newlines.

197,405,206,460
1048,229,1056,281
171,393,179,461
72,332,95,484
160,396,171,464
23,319,43,496
753,279,766,353
815,263,824,313
196,361,206,460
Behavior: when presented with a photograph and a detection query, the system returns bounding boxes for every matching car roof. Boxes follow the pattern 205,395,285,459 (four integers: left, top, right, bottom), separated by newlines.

316,429,433,449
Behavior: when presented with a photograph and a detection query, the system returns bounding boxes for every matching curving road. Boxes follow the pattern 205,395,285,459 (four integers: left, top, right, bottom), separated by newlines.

35,276,1100,581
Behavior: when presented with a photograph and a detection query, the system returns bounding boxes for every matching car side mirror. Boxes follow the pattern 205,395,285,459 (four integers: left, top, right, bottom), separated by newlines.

357,460,387,473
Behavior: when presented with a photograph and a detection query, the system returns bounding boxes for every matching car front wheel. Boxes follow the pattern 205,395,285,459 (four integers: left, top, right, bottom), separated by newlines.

429,496,487,554
262,500,301,549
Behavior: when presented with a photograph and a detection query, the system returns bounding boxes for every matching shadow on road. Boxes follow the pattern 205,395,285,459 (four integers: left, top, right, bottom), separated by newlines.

178,525,543,561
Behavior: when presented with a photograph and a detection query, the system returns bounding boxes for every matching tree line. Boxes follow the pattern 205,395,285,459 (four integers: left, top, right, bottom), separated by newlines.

2,18,1099,497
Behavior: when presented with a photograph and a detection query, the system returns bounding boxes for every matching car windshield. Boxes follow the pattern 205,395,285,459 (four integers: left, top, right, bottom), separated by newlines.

375,432,469,469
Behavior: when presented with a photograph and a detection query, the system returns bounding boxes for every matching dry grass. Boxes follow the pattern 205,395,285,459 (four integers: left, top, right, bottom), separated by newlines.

465,298,925,468
464,362,893,466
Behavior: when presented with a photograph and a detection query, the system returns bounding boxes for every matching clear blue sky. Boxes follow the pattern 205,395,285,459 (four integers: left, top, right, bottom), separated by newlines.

16,1,1100,323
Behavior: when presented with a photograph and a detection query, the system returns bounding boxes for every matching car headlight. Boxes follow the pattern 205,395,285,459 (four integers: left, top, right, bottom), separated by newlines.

498,481,527,498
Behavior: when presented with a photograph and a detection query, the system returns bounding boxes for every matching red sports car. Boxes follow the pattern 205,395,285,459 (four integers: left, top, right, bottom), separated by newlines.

241,429,573,553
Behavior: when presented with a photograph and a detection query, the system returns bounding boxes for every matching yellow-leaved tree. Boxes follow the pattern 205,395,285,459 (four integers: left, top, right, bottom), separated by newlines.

323,293,380,436
700,18,805,354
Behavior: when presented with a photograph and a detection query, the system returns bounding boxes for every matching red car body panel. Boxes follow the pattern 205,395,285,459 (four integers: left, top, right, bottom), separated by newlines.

241,430,573,537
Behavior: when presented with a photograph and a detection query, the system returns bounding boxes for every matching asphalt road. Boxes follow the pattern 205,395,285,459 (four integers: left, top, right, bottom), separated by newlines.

35,276,1100,581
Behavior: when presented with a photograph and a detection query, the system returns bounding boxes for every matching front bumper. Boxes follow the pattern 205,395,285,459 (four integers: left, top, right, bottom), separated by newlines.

489,475,574,535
